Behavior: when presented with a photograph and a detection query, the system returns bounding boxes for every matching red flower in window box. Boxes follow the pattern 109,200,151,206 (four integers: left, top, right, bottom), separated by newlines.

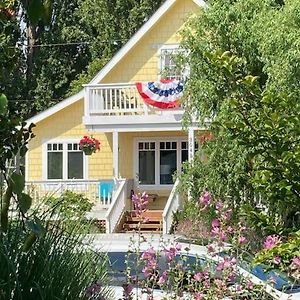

79,136,100,155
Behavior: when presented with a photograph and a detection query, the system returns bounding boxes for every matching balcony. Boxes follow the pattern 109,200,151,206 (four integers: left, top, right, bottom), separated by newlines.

83,83,185,131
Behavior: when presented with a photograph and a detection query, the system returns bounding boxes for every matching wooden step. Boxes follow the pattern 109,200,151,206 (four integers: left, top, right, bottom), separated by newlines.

129,210,163,218
126,216,162,222
123,222,162,231
122,210,163,233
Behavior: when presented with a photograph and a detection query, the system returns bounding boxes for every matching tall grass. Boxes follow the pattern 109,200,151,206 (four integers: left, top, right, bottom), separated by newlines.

0,216,110,300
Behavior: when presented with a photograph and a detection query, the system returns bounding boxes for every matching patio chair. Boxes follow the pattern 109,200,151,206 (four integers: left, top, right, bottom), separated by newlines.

98,180,114,206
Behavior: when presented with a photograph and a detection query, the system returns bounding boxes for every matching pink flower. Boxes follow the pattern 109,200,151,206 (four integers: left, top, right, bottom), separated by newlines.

199,191,211,207
142,258,157,278
273,256,281,265
238,236,247,245
141,247,156,260
217,256,236,272
194,292,204,300
246,280,254,290
158,271,167,285
207,243,215,253
219,230,228,242
226,225,234,233
211,219,220,228
221,209,232,221
163,246,178,262
290,256,300,269
132,192,149,215
263,235,281,249
211,226,220,236
175,242,182,251
193,272,203,281
216,200,223,211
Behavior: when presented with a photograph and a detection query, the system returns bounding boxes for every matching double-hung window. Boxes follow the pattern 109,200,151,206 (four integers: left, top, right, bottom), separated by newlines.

159,45,189,80
46,142,85,180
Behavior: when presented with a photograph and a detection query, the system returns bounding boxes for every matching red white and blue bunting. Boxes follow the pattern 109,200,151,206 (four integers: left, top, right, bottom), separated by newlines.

135,79,184,109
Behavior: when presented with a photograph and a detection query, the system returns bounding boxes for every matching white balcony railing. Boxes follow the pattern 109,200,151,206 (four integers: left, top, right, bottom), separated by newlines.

84,83,146,115
84,83,184,116
25,179,114,209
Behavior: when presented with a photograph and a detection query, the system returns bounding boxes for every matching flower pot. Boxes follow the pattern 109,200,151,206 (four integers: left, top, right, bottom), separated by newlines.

83,148,94,155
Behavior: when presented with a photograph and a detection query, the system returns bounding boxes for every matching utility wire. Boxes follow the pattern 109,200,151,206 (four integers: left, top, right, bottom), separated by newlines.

8,98,64,102
8,39,124,49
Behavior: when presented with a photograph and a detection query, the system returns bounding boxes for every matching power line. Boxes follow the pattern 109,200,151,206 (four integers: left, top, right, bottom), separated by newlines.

9,39,124,49
8,98,63,102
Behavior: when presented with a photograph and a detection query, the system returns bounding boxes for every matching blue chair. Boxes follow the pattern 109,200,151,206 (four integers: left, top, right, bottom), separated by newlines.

99,180,114,205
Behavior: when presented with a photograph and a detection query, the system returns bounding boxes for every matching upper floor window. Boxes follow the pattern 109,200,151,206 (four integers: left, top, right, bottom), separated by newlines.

159,45,189,81
46,142,85,180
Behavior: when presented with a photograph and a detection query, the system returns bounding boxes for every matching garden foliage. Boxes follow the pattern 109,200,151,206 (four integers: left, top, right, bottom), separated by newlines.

180,0,300,231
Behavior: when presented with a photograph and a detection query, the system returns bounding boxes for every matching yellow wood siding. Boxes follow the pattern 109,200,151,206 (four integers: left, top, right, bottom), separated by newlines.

119,131,187,179
27,100,113,180
101,0,199,83
26,0,200,182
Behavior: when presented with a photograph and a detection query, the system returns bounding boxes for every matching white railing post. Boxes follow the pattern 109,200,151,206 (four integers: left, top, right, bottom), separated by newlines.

84,86,90,118
105,179,128,233
163,178,181,234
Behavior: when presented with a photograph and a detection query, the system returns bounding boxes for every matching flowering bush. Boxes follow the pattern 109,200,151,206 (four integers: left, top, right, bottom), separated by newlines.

86,191,276,300
118,191,272,300
79,135,100,154
255,230,300,280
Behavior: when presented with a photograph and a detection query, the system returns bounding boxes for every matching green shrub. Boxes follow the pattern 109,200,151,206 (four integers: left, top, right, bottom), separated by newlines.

0,217,110,300
46,190,93,218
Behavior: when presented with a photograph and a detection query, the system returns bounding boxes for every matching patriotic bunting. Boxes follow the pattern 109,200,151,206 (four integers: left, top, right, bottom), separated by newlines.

135,79,184,109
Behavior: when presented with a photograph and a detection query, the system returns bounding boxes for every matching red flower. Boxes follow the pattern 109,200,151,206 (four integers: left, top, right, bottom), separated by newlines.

79,136,101,153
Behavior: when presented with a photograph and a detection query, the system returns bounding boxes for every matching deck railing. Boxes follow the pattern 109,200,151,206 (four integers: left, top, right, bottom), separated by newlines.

105,178,134,233
25,179,114,209
85,83,147,115
84,83,183,116
162,178,181,234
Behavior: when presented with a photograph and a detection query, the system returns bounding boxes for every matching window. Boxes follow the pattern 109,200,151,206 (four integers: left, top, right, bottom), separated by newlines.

160,45,189,80
160,141,177,184
46,142,85,180
138,142,155,185
137,139,197,186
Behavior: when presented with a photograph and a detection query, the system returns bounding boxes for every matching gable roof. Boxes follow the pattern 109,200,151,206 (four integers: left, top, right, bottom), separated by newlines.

27,0,206,125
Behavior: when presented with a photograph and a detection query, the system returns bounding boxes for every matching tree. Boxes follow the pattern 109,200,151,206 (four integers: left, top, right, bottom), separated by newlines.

180,0,300,226
1,0,164,118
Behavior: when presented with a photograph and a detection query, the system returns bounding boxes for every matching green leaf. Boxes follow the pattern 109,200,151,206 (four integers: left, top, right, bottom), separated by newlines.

0,93,8,114
22,232,37,252
27,0,44,24
10,172,25,194
18,193,32,214
42,0,53,25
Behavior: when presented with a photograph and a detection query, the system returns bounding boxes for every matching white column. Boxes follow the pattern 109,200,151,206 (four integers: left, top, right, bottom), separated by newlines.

188,127,195,202
113,131,119,178
84,86,89,117
188,127,195,162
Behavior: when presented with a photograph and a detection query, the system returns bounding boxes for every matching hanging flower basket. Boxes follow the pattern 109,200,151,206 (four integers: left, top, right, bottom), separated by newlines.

79,136,101,156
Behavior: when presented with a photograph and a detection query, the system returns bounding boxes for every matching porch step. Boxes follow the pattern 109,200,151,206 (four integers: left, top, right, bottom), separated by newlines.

122,210,163,233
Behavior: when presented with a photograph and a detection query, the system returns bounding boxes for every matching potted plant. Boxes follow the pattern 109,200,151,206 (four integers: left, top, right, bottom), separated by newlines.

79,136,100,155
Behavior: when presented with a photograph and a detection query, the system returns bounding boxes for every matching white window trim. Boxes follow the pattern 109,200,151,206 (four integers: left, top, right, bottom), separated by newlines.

42,139,88,181
158,44,180,80
133,136,188,190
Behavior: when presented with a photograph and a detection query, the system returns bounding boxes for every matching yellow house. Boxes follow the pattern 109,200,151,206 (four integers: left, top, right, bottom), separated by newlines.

25,0,206,234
